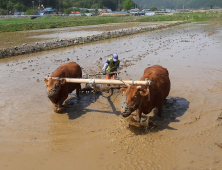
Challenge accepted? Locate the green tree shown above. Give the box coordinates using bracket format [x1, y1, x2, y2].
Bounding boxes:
[25, 9, 38, 15]
[94, 7, 99, 15]
[63, 1, 69, 9]
[123, 0, 132, 11]
[14, 2, 25, 12]
[64, 7, 72, 14]
[7, 1, 14, 11]
[84, 9, 90, 13]
[92, 3, 99, 9]
[150, 6, 157, 11]
[1, 0, 222, 14]
[0, 8, 7, 15]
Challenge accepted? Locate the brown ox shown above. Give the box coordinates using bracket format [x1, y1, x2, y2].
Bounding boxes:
[120, 65, 170, 123]
[44, 62, 82, 112]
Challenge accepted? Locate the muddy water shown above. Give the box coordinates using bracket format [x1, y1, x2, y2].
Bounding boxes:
[0, 21, 222, 170]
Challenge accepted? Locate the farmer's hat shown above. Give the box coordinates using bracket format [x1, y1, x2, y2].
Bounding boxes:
[112, 54, 118, 62]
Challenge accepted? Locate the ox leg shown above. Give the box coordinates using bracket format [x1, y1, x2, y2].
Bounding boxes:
[157, 105, 162, 117]
[58, 97, 66, 107]
[54, 104, 63, 113]
[136, 109, 142, 123]
[76, 84, 81, 97]
[55, 97, 67, 113]
[53, 104, 59, 113]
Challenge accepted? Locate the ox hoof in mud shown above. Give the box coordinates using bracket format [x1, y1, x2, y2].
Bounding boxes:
[126, 115, 157, 128]
[53, 104, 64, 113]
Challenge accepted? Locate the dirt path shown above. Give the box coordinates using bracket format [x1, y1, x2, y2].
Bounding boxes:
[0, 21, 222, 170]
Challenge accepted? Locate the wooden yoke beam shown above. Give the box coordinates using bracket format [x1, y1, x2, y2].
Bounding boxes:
[47, 77, 152, 86]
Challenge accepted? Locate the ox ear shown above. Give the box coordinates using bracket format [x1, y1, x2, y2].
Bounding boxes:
[44, 78, 48, 85]
[139, 88, 149, 97]
[60, 78, 66, 85]
[44, 76, 49, 85]
[120, 87, 127, 95]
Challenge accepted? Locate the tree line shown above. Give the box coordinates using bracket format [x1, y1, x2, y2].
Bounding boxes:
[134, 0, 222, 9]
[0, 0, 137, 13]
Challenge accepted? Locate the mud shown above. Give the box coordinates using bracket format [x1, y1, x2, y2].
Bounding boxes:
[0, 21, 222, 170]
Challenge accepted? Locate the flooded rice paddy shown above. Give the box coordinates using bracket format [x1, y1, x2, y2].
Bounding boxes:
[0, 22, 176, 49]
[0, 21, 222, 170]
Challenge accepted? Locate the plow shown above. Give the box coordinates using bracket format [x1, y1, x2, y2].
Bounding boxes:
[45, 71, 154, 128]
[48, 71, 152, 92]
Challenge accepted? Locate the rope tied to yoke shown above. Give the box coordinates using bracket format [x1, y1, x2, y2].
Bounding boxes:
[122, 88, 143, 112]
[120, 80, 143, 112]
[117, 78, 151, 112]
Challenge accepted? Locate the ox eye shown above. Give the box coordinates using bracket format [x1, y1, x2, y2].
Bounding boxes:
[134, 95, 137, 98]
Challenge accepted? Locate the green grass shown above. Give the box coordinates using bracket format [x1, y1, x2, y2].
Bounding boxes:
[0, 11, 221, 33]
[0, 15, 136, 32]
[138, 11, 222, 22]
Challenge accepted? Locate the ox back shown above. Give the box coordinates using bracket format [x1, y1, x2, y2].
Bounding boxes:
[142, 65, 170, 99]
[140, 65, 170, 116]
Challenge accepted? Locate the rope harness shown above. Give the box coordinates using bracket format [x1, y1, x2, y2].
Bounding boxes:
[47, 79, 61, 97]
[122, 87, 143, 113]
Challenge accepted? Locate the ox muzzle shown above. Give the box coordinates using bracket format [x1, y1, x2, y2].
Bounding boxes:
[121, 95, 143, 117]
[121, 102, 137, 117]
[47, 82, 61, 104]
[47, 90, 58, 104]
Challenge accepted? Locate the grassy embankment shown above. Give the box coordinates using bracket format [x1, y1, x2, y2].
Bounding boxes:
[0, 11, 221, 33]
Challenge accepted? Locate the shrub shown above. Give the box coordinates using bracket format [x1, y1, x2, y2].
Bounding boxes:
[25, 9, 38, 15]
[150, 6, 157, 11]
[0, 8, 7, 15]
[64, 7, 72, 14]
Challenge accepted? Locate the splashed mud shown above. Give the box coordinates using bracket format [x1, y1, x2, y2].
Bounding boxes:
[0, 21, 222, 170]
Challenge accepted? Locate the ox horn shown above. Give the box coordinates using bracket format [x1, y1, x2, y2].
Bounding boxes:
[44, 75, 49, 80]
[137, 86, 142, 89]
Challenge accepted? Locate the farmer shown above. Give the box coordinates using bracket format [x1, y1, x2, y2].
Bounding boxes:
[102, 54, 120, 75]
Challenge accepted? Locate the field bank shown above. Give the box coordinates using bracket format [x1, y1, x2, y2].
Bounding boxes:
[0, 21, 186, 58]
